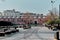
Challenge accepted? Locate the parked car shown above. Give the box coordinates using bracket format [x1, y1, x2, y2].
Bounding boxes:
[19, 24, 24, 28]
[23, 24, 31, 29]
[45, 24, 51, 29]
[45, 23, 59, 31]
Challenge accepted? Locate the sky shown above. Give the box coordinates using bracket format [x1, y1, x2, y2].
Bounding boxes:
[0, 0, 60, 15]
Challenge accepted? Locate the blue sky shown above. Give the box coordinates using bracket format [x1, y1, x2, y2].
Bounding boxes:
[0, 0, 60, 14]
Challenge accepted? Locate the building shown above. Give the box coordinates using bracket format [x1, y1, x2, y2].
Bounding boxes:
[59, 5, 60, 19]
[3, 9, 21, 18]
[0, 10, 45, 25]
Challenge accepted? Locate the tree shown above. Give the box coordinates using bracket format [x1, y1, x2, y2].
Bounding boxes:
[45, 9, 58, 23]
[22, 12, 34, 24]
[55, 19, 60, 24]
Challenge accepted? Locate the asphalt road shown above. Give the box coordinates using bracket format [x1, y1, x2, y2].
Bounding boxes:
[0, 26, 57, 40]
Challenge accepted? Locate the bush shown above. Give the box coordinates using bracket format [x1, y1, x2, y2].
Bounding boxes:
[46, 19, 60, 25]
[55, 19, 60, 24]
[46, 20, 55, 25]
[46, 19, 60, 30]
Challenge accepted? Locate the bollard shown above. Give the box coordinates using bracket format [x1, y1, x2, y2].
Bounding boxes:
[54, 31, 59, 40]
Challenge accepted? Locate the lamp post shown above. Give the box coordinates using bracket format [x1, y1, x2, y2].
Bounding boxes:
[51, 0, 55, 13]
[51, 0, 59, 40]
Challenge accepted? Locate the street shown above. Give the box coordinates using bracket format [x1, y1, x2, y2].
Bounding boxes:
[0, 26, 57, 40]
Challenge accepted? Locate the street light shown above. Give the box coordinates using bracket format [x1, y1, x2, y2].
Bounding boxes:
[51, 1, 60, 40]
[51, 0, 55, 12]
